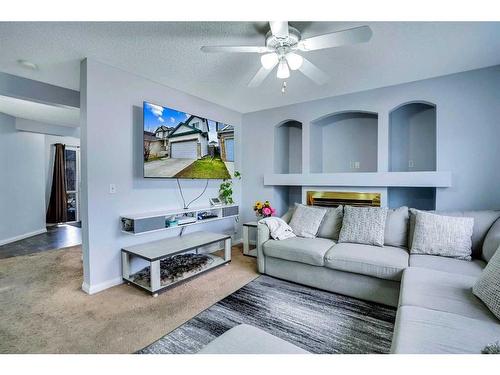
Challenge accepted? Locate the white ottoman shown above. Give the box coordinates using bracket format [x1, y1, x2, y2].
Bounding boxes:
[198, 324, 309, 354]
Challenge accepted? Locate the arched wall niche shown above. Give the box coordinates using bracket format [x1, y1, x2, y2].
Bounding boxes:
[309, 111, 378, 173]
[389, 101, 437, 172]
[274, 119, 303, 174]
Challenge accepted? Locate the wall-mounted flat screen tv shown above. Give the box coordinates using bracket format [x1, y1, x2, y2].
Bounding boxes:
[143, 101, 235, 179]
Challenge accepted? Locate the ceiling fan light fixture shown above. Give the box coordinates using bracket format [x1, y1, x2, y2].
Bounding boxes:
[276, 59, 290, 79]
[285, 52, 303, 70]
[260, 53, 279, 70]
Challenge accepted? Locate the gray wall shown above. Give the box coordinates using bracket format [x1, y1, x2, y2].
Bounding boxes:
[80, 59, 242, 292]
[388, 187, 436, 210]
[274, 121, 302, 174]
[0, 113, 46, 244]
[312, 112, 378, 173]
[241, 65, 500, 223]
[389, 103, 436, 172]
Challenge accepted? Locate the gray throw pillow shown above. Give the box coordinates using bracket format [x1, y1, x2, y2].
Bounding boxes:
[289, 204, 327, 238]
[338, 206, 388, 247]
[473, 246, 500, 321]
[411, 211, 474, 260]
[384, 206, 409, 248]
[317, 205, 344, 241]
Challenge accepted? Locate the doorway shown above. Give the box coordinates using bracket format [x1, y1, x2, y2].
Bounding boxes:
[64, 146, 80, 223]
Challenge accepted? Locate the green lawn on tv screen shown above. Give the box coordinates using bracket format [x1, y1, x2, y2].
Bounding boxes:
[174, 156, 231, 179]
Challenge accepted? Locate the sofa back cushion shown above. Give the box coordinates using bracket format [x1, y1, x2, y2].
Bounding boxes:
[317, 205, 344, 241]
[482, 218, 500, 262]
[409, 209, 500, 259]
[288, 204, 327, 238]
[410, 211, 474, 261]
[281, 207, 295, 224]
[384, 206, 409, 248]
[338, 206, 388, 247]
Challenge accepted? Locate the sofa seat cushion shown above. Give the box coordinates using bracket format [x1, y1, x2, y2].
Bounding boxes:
[263, 237, 335, 266]
[409, 254, 486, 277]
[324, 243, 409, 281]
[391, 306, 500, 354]
[399, 267, 495, 322]
[198, 324, 309, 354]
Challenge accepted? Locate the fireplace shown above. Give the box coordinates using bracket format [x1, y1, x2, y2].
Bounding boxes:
[306, 191, 381, 207]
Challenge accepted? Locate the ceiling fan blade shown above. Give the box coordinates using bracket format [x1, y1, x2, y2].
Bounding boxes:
[201, 45, 271, 53]
[248, 66, 275, 88]
[269, 21, 289, 39]
[298, 57, 329, 85]
[297, 25, 372, 51]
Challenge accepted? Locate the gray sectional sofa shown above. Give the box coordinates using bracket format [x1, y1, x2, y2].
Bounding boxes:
[256, 207, 500, 354]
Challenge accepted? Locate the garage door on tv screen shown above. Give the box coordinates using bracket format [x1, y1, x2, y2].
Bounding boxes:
[143, 101, 235, 179]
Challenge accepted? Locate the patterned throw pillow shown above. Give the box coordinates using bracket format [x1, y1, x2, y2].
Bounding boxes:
[338, 206, 388, 247]
[411, 211, 474, 260]
[288, 204, 327, 238]
[473, 246, 500, 321]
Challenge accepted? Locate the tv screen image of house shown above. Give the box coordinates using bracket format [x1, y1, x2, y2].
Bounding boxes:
[143, 101, 235, 179]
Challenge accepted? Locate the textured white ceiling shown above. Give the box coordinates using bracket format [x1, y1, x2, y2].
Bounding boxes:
[0, 22, 499, 113]
[0, 95, 79, 127]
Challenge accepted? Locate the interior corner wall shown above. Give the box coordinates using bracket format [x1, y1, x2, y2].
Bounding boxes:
[80, 59, 242, 293]
[0, 113, 46, 244]
[241, 65, 500, 224]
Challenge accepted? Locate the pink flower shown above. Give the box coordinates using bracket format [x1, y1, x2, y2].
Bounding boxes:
[262, 207, 271, 216]
[271, 208, 276, 215]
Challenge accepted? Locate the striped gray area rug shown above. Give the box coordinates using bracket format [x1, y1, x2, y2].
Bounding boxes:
[138, 275, 396, 354]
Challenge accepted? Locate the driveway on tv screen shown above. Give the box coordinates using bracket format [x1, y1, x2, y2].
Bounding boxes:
[144, 158, 196, 178]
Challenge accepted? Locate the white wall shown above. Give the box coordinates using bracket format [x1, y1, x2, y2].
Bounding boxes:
[0, 113, 46, 244]
[80, 59, 242, 293]
[241, 65, 500, 223]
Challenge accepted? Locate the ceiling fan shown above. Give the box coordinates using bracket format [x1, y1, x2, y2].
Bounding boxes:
[201, 22, 372, 88]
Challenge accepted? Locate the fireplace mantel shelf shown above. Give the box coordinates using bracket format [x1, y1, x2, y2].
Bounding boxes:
[263, 171, 452, 188]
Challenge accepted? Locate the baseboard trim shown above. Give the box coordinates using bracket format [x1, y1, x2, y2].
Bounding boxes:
[0, 228, 47, 246]
[82, 277, 123, 295]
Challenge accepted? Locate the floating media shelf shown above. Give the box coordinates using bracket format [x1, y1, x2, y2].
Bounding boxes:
[120, 204, 239, 235]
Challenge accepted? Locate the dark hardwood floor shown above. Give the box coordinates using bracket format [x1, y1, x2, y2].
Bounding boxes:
[0, 224, 82, 259]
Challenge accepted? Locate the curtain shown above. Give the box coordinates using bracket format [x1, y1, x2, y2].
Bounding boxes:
[46, 143, 68, 224]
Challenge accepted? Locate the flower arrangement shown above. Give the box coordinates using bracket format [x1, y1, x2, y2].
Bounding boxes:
[253, 200, 276, 218]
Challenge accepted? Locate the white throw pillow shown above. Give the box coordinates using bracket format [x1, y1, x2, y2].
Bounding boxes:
[288, 204, 327, 238]
[317, 205, 344, 240]
[473, 246, 500, 321]
[411, 211, 474, 260]
[338, 206, 388, 247]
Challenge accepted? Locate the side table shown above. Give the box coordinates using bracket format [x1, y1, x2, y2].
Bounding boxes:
[242, 221, 258, 257]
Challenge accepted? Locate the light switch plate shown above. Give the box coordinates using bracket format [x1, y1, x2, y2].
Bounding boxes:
[109, 184, 116, 194]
